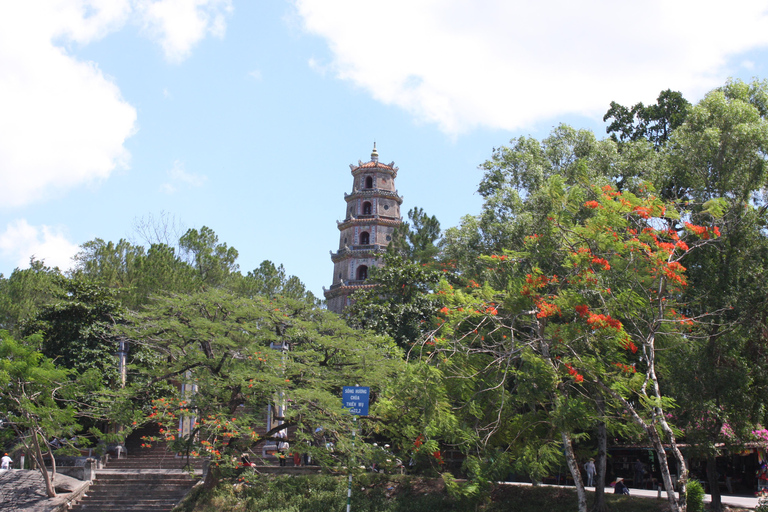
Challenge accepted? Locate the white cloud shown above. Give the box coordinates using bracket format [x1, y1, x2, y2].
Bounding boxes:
[0, 219, 80, 271]
[0, 1, 232, 208]
[161, 160, 207, 193]
[136, 0, 233, 63]
[0, 2, 137, 207]
[294, 0, 768, 134]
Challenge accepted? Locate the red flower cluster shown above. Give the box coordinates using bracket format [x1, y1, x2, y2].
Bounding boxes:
[614, 362, 636, 373]
[535, 299, 561, 318]
[591, 257, 610, 270]
[575, 304, 590, 318]
[663, 261, 687, 285]
[564, 363, 585, 383]
[620, 338, 638, 354]
[522, 273, 557, 296]
[586, 313, 622, 331]
[632, 206, 651, 219]
[585, 200, 600, 209]
[685, 222, 721, 240]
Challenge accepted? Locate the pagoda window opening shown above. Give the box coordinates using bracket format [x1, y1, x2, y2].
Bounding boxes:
[357, 265, 368, 280]
[360, 231, 370, 245]
[362, 202, 372, 215]
[365, 176, 373, 189]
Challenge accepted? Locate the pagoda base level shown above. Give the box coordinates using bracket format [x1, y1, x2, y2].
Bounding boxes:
[324, 283, 376, 314]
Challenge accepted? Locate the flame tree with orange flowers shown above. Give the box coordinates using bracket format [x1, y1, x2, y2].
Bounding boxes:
[120, 289, 402, 488]
[432, 174, 721, 512]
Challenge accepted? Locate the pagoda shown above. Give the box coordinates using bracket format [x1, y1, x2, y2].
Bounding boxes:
[324, 144, 403, 313]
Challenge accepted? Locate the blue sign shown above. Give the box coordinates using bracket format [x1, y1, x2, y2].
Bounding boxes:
[342, 386, 370, 416]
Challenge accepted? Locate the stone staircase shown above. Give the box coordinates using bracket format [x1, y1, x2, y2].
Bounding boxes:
[70, 429, 202, 512]
[69, 471, 198, 512]
[106, 438, 204, 472]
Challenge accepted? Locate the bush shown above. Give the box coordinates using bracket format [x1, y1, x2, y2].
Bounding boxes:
[685, 480, 704, 512]
[755, 494, 768, 512]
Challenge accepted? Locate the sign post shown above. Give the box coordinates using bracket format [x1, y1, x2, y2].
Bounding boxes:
[342, 386, 369, 512]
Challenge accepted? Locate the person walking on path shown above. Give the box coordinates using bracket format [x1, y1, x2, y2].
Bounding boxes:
[584, 458, 596, 487]
[634, 459, 645, 489]
[1, 453, 12, 470]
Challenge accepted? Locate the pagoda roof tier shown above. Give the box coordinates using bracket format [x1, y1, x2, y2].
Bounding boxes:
[330, 245, 387, 262]
[337, 217, 402, 230]
[344, 189, 403, 203]
[323, 282, 377, 299]
[349, 160, 398, 178]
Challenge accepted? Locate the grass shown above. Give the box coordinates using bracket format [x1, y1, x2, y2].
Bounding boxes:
[173, 473, 709, 512]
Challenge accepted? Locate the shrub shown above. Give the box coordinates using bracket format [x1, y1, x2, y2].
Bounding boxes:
[685, 480, 704, 512]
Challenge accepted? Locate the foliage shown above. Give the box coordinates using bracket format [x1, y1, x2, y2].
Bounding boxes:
[0, 259, 64, 335]
[22, 279, 126, 386]
[604, 89, 690, 148]
[345, 252, 444, 350]
[0, 331, 80, 496]
[389, 207, 442, 262]
[179, 226, 240, 288]
[123, 289, 404, 477]
[756, 495, 768, 512]
[232, 260, 318, 304]
[72, 238, 198, 309]
[175, 473, 672, 512]
[684, 479, 704, 512]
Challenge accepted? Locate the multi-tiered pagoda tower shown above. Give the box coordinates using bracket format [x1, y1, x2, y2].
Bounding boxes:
[324, 144, 403, 314]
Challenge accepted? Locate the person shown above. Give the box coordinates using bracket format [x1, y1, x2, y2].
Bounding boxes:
[1, 453, 12, 470]
[725, 462, 734, 494]
[584, 458, 596, 487]
[634, 459, 645, 489]
[614, 477, 630, 495]
[241, 452, 256, 468]
[757, 461, 768, 492]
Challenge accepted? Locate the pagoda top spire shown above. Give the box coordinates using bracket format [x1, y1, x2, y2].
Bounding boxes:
[371, 142, 378, 163]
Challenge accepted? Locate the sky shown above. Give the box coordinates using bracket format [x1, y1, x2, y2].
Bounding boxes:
[2, 0, 768, 298]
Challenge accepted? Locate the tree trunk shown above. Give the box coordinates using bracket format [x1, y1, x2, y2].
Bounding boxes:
[203, 462, 221, 490]
[31, 429, 56, 498]
[707, 456, 722, 512]
[562, 431, 587, 512]
[597, 381, 682, 512]
[592, 402, 608, 512]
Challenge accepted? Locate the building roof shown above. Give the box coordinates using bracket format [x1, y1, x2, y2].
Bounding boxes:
[349, 143, 398, 175]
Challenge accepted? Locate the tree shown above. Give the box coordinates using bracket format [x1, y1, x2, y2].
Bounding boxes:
[659, 78, 768, 511]
[72, 238, 198, 309]
[232, 260, 318, 304]
[121, 289, 403, 487]
[0, 259, 64, 335]
[437, 175, 723, 512]
[345, 252, 443, 351]
[22, 279, 125, 386]
[179, 226, 239, 288]
[604, 89, 690, 148]
[389, 207, 442, 262]
[0, 332, 79, 497]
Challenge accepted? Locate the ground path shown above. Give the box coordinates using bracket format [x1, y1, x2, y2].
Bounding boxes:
[499, 481, 761, 509]
[1, 468, 762, 511]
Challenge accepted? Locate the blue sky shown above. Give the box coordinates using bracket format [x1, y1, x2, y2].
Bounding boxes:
[2, 1, 768, 298]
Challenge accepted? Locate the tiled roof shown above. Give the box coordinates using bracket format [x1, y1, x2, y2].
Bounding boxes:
[349, 160, 398, 174]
